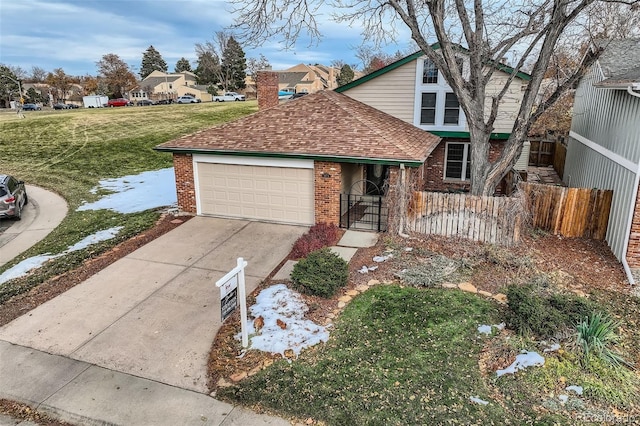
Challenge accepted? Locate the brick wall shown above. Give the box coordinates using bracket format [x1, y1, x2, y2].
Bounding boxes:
[314, 161, 342, 225]
[626, 188, 640, 268]
[173, 153, 196, 213]
[422, 139, 504, 193]
[256, 71, 279, 110]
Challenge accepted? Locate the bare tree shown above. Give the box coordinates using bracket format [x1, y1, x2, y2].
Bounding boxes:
[195, 31, 236, 90]
[29, 66, 47, 83]
[229, 0, 637, 195]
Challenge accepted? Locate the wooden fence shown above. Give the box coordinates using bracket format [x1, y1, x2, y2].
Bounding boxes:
[520, 182, 612, 240]
[553, 138, 567, 180]
[407, 191, 524, 245]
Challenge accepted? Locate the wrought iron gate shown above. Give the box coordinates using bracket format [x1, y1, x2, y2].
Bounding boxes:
[339, 193, 388, 232]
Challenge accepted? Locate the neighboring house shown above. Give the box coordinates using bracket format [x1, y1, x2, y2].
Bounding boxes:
[130, 70, 213, 103]
[246, 63, 350, 97]
[335, 50, 531, 193]
[22, 82, 84, 105]
[563, 38, 640, 283]
[156, 72, 441, 229]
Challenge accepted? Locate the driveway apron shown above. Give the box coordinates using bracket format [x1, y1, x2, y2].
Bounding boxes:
[0, 217, 307, 393]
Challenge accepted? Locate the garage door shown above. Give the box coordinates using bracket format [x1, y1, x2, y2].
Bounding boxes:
[196, 162, 315, 225]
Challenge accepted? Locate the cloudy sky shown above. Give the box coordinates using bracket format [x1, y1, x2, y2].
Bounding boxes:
[0, 0, 413, 77]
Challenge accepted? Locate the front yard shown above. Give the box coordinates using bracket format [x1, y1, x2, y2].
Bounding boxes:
[211, 232, 640, 425]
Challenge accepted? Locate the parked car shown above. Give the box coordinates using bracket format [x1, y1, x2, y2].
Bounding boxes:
[22, 104, 41, 111]
[137, 99, 156, 106]
[213, 92, 245, 102]
[67, 103, 80, 109]
[157, 99, 173, 105]
[53, 103, 72, 110]
[0, 174, 28, 220]
[291, 92, 308, 99]
[176, 96, 201, 104]
[107, 98, 131, 107]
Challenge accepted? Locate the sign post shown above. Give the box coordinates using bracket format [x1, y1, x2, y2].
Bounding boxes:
[216, 257, 249, 348]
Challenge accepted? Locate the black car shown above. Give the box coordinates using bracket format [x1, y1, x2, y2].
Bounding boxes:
[53, 103, 71, 110]
[0, 174, 28, 220]
[156, 99, 173, 105]
[22, 104, 41, 111]
[137, 99, 156, 106]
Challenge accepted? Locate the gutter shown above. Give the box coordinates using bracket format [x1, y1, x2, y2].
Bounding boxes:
[627, 84, 640, 99]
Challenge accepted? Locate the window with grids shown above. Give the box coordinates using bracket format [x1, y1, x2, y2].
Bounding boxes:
[423, 58, 438, 84]
[420, 93, 437, 125]
[445, 142, 471, 181]
[444, 93, 460, 124]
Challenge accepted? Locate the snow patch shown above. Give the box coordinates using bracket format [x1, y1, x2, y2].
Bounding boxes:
[477, 323, 505, 335]
[469, 396, 489, 405]
[543, 343, 561, 353]
[240, 284, 329, 359]
[0, 227, 123, 285]
[373, 254, 392, 262]
[358, 265, 378, 274]
[566, 385, 583, 395]
[496, 351, 545, 377]
[558, 394, 569, 403]
[77, 168, 177, 213]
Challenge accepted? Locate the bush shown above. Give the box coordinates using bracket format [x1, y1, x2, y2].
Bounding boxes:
[291, 248, 348, 298]
[506, 284, 594, 338]
[290, 223, 340, 259]
[576, 312, 630, 368]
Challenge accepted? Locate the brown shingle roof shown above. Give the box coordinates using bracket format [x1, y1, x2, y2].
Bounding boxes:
[156, 90, 440, 165]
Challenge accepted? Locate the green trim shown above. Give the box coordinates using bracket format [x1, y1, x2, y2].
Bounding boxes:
[336, 44, 531, 93]
[154, 146, 425, 167]
[429, 131, 511, 140]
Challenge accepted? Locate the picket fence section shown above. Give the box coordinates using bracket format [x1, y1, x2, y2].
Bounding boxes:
[407, 191, 523, 245]
[520, 182, 612, 240]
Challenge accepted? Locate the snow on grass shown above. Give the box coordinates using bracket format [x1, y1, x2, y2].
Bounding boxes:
[566, 385, 583, 395]
[496, 351, 545, 377]
[240, 284, 329, 359]
[543, 343, 561, 353]
[469, 396, 489, 405]
[477, 323, 505, 335]
[77, 168, 177, 214]
[0, 227, 123, 285]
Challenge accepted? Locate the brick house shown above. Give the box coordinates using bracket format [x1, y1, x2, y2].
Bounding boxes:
[156, 72, 440, 230]
[563, 39, 640, 282]
[335, 49, 531, 193]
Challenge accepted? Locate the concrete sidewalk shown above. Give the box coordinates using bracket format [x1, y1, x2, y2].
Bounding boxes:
[0, 185, 68, 267]
[0, 217, 306, 425]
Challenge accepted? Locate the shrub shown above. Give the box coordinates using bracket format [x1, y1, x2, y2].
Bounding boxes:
[291, 248, 348, 298]
[290, 223, 340, 259]
[506, 284, 594, 338]
[576, 312, 630, 368]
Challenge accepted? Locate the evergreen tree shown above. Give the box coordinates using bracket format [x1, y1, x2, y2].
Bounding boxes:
[336, 64, 355, 86]
[194, 51, 220, 85]
[221, 37, 246, 91]
[140, 45, 168, 79]
[174, 57, 192, 73]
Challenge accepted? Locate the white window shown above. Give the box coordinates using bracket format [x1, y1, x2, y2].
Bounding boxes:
[443, 93, 460, 125]
[419, 92, 461, 126]
[420, 93, 437, 125]
[444, 142, 471, 181]
[423, 58, 438, 84]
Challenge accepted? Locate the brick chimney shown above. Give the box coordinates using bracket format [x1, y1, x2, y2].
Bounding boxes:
[257, 71, 279, 110]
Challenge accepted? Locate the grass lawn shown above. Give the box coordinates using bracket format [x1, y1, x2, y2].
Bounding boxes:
[0, 102, 257, 302]
[219, 285, 570, 425]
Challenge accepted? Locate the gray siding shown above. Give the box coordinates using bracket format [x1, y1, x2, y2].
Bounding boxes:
[565, 64, 640, 262]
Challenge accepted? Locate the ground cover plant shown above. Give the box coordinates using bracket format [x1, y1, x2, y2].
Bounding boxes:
[0, 102, 257, 301]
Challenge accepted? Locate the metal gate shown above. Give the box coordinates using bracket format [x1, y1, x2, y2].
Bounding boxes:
[339, 180, 388, 231]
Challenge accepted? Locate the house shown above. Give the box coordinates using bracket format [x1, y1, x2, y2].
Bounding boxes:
[245, 63, 352, 98]
[129, 70, 213, 103]
[335, 50, 532, 193]
[563, 38, 640, 283]
[156, 71, 441, 230]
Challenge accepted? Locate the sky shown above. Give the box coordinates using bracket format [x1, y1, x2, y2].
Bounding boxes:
[0, 0, 413, 77]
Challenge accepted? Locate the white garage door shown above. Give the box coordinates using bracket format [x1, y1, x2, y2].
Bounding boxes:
[196, 161, 315, 225]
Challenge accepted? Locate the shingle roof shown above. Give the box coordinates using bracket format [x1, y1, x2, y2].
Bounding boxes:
[156, 90, 441, 165]
[595, 39, 640, 79]
[276, 72, 309, 87]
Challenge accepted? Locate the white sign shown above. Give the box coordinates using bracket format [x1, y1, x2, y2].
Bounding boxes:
[216, 258, 249, 347]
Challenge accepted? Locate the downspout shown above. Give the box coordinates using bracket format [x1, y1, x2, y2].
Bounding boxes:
[621, 83, 640, 285]
[398, 164, 410, 238]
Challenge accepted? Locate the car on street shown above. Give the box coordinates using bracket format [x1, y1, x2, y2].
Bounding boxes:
[157, 99, 173, 105]
[22, 104, 41, 111]
[213, 92, 245, 102]
[107, 98, 131, 107]
[53, 103, 72, 110]
[137, 99, 156, 106]
[67, 103, 80, 109]
[176, 96, 201, 104]
[0, 174, 28, 220]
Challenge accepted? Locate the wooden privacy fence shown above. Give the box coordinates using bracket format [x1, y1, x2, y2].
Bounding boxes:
[407, 191, 524, 245]
[520, 182, 612, 240]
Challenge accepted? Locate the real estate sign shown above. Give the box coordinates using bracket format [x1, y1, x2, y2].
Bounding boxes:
[219, 274, 238, 321]
[215, 258, 249, 347]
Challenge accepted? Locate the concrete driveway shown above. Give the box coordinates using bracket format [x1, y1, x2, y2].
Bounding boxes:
[0, 217, 307, 393]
